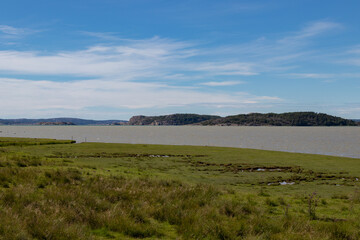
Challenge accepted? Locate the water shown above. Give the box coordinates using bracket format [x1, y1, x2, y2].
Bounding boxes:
[0, 126, 359, 158]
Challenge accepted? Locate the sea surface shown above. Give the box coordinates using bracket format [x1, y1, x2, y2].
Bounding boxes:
[0, 126, 359, 158]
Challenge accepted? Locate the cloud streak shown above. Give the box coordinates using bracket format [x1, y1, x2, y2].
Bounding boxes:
[285, 73, 334, 79]
[0, 25, 26, 35]
[0, 24, 41, 46]
[199, 20, 343, 76]
[200, 81, 245, 86]
[278, 21, 341, 45]
[0, 25, 39, 38]
[0, 37, 255, 79]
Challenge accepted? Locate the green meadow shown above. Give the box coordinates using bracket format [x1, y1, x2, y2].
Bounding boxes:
[0, 137, 359, 239]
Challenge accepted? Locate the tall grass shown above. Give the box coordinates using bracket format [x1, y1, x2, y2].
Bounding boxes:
[1, 168, 359, 239]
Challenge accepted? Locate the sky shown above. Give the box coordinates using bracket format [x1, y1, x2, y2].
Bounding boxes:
[1, 0, 360, 120]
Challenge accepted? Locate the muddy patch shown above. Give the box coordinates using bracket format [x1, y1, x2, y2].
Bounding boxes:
[189, 160, 359, 185]
[47, 152, 207, 159]
[191, 160, 299, 173]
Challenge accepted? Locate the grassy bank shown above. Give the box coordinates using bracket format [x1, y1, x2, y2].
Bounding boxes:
[0, 137, 359, 239]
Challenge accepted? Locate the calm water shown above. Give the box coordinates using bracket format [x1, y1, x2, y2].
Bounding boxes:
[0, 126, 359, 158]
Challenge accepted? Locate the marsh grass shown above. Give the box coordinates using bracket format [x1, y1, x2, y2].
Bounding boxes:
[0, 137, 360, 239]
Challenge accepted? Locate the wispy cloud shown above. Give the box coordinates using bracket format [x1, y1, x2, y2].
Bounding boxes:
[0, 37, 256, 79]
[348, 46, 360, 55]
[0, 24, 40, 46]
[194, 62, 257, 76]
[201, 20, 342, 75]
[342, 45, 360, 66]
[0, 25, 25, 35]
[80, 31, 123, 41]
[200, 81, 245, 86]
[278, 21, 341, 45]
[334, 105, 360, 119]
[286, 73, 334, 79]
[0, 24, 39, 38]
[283, 72, 360, 84]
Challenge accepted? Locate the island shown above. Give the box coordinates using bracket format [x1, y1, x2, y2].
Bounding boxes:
[0, 112, 358, 126]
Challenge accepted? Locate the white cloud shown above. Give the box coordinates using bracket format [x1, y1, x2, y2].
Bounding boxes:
[0, 21, 354, 119]
[0, 35, 283, 118]
[200, 81, 245, 86]
[0, 77, 281, 118]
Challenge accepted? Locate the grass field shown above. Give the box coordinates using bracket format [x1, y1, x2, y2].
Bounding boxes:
[0, 137, 359, 239]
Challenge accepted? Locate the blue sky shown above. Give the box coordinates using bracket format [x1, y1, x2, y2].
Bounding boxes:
[1, 0, 360, 120]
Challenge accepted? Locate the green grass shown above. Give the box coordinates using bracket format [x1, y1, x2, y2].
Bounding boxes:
[0, 137, 75, 147]
[0, 137, 360, 239]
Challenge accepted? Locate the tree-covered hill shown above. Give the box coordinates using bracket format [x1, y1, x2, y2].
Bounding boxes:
[128, 114, 221, 125]
[198, 112, 359, 126]
[0, 118, 127, 125]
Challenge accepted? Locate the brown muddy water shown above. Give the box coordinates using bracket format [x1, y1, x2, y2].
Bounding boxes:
[0, 126, 359, 158]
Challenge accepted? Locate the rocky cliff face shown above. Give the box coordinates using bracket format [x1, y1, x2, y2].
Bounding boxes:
[128, 116, 149, 125]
